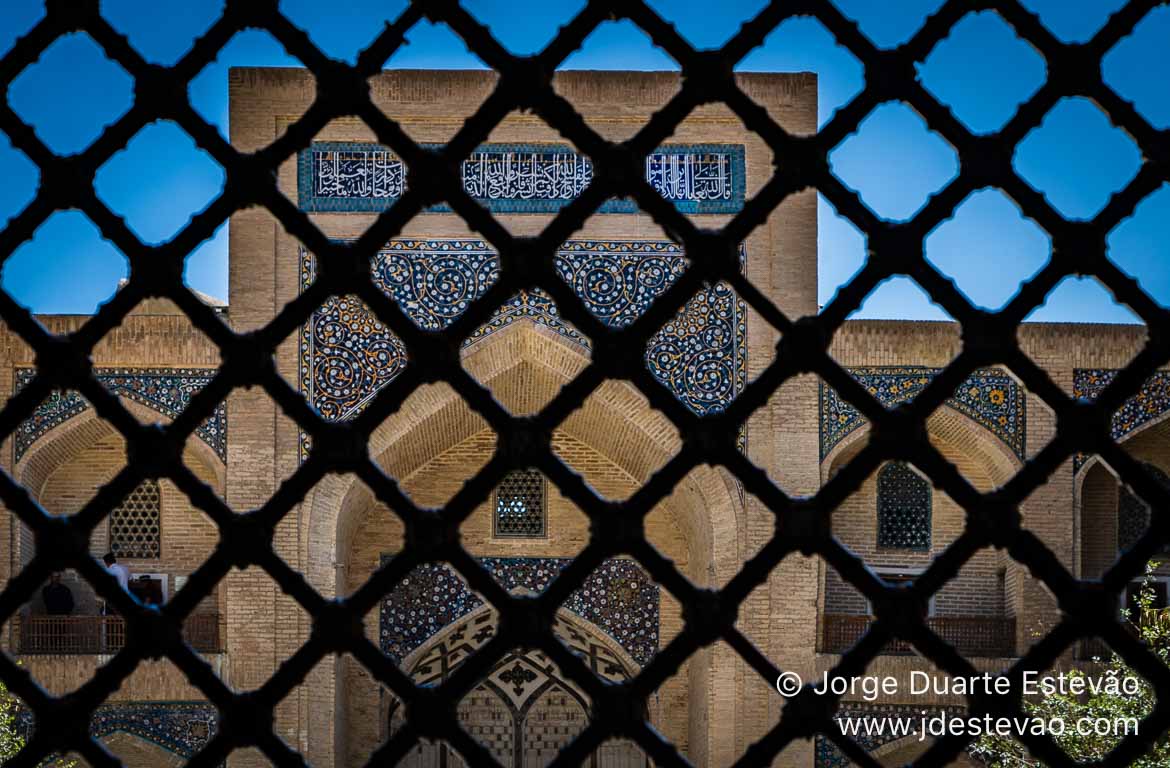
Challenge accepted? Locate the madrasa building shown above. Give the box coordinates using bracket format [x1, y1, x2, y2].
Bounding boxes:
[1, 68, 1166, 768]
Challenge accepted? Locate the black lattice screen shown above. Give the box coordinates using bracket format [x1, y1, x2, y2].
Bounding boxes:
[0, 1, 1168, 767]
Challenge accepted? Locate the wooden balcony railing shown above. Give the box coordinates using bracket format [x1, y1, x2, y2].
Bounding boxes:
[15, 613, 222, 654]
[821, 614, 1016, 657]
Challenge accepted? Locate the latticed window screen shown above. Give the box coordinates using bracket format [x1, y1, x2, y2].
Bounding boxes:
[494, 470, 546, 538]
[1119, 464, 1170, 552]
[1, 2, 1170, 767]
[108, 480, 162, 559]
[877, 462, 931, 551]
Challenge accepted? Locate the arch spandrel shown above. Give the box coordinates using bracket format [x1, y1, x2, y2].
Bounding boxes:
[15, 396, 226, 502]
[823, 405, 1021, 492]
[820, 367, 1026, 470]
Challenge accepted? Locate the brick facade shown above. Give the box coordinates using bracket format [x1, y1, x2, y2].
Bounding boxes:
[0, 70, 1165, 768]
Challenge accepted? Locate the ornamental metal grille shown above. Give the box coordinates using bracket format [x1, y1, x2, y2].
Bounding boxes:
[108, 480, 162, 560]
[1118, 464, 1170, 553]
[876, 462, 931, 551]
[494, 470, 547, 538]
[0, 2, 1169, 768]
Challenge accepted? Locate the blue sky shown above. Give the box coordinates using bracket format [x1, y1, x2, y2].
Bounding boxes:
[0, 0, 1167, 322]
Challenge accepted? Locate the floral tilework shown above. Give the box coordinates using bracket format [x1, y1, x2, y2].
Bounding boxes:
[379, 557, 659, 666]
[16, 701, 217, 759]
[13, 368, 226, 462]
[819, 367, 1025, 461]
[299, 240, 746, 457]
[1073, 370, 1170, 472]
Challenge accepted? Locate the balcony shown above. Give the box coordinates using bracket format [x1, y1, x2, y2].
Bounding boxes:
[14, 613, 222, 654]
[820, 614, 1016, 658]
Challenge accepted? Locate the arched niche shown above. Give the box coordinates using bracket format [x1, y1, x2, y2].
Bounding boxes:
[300, 320, 744, 767]
[9, 398, 225, 614]
[819, 406, 1019, 637]
[386, 604, 648, 768]
[1074, 416, 1170, 580]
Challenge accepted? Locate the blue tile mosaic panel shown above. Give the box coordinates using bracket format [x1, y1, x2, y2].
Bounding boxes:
[819, 367, 1026, 461]
[379, 557, 659, 666]
[16, 701, 217, 759]
[1073, 369, 1170, 471]
[814, 703, 960, 767]
[299, 240, 746, 457]
[13, 368, 227, 462]
[299, 142, 746, 214]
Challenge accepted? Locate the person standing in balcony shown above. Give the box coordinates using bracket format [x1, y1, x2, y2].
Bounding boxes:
[41, 571, 74, 616]
[101, 553, 131, 610]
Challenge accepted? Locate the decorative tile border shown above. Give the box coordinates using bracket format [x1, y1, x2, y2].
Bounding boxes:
[814, 703, 961, 767]
[819, 367, 1026, 462]
[298, 142, 746, 214]
[379, 557, 659, 667]
[298, 239, 747, 458]
[13, 368, 227, 462]
[16, 701, 217, 759]
[1072, 369, 1170, 472]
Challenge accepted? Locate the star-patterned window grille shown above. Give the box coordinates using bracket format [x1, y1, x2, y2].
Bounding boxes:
[877, 462, 931, 551]
[109, 480, 162, 559]
[494, 470, 546, 538]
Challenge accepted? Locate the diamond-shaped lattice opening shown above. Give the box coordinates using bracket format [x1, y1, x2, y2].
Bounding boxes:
[645, 281, 751, 416]
[94, 120, 225, 245]
[280, 3, 413, 65]
[832, 0, 945, 48]
[1013, 97, 1143, 221]
[756, 374, 822, 495]
[919, 10, 1046, 135]
[368, 384, 495, 509]
[553, 383, 680, 503]
[0, 3, 44, 59]
[461, 298, 589, 416]
[560, 17, 680, 75]
[1019, 0, 1128, 43]
[183, 220, 229, 305]
[7, 32, 134, 155]
[188, 29, 294, 141]
[925, 188, 1050, 311]
[1, 210, 128, 314]
[644, 0, 767, 48]
[830, 103, 959, 222]
[0, 134, 38, 226]
[736, 16, 864, 134]
[552, 234, 690, 331]
[462, 0, 589, 55]
[299, 290, 411, 420]
[817, 193, 868, 313]
[1107, 183, 1170, 309]
[99, 0, 221, 66]
[1103, 6, 1170, 130]
[1025, 273, 1144, 325]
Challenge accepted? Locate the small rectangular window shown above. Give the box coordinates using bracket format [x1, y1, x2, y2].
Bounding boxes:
[494, 470, 546, 538]
[109, 480, 162, 559]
